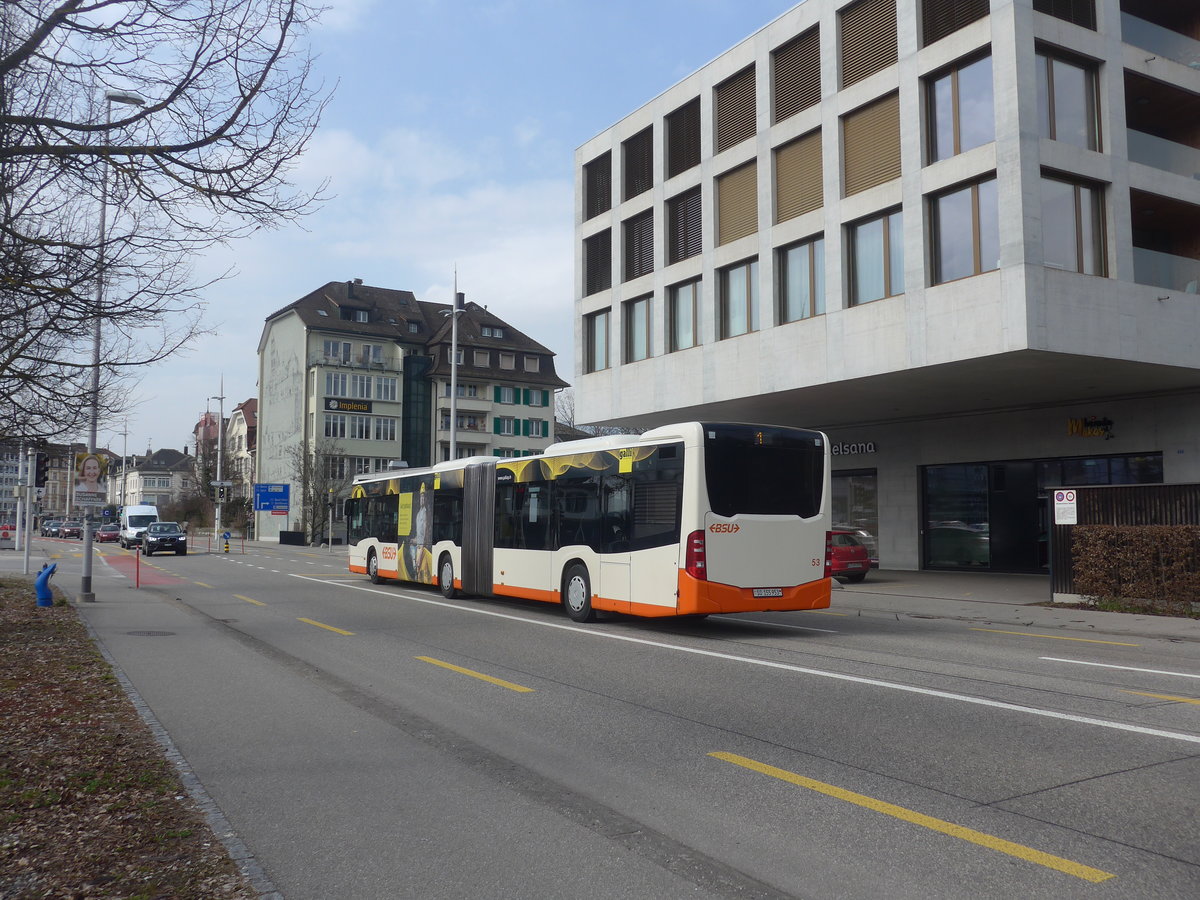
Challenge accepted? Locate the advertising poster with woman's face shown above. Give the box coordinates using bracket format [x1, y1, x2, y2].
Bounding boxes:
[74, 453, 108, 505]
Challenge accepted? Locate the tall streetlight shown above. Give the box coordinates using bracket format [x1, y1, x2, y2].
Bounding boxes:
[79, 88, 145, 603]
[210, 383, 225, 535]
[441, 291, 465, 461]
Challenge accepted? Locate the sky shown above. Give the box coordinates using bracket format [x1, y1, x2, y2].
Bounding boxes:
[110, 0, 804, 457]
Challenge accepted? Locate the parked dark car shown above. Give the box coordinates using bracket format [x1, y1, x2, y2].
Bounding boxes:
[142, 522, 187, 556]
[95, 523, 121, 544]
[829, 530, 869, 583]
[59, 521, 83, 539]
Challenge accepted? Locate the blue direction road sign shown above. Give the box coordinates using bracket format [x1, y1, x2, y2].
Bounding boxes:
[253, 483, 290, 512]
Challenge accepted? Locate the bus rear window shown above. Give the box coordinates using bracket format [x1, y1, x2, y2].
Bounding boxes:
[704, 424, 824, 518]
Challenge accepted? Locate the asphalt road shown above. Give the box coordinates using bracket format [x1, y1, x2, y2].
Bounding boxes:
[21, 538, 1200, 899]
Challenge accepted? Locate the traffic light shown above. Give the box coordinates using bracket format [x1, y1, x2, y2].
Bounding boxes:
[34, 452, 49, 487]
[216, 485, 226, 501]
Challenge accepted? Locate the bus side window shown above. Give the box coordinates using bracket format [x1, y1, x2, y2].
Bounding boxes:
[602, 476, 632, 553]
[554, 476, 601, 551]
[432, 488, 462, 544]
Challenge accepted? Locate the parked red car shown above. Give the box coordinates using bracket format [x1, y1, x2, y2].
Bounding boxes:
[95, 523, 121, 543]
[829, 530, 869, 583]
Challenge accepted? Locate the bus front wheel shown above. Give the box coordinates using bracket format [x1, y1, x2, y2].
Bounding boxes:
[562, 564, 595, 623]
[367, 550, 383, 585]
[439, 554, 458, 599]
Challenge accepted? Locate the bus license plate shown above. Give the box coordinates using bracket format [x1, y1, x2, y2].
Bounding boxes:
[753, 588, 783, 598]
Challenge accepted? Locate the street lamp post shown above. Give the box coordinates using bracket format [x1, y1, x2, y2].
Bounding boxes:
[210, 384, 225, 535]
[79, 88, 144, 603]
[449, 291, 464, 461]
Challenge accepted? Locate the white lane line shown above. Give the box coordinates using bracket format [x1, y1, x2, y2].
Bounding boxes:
[297, 575, 1200, 747]
[1041, 657, 1200, 680]
[725, 616, 838, 634]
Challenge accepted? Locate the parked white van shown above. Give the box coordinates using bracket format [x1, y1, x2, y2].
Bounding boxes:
[119, 505, 159, 549]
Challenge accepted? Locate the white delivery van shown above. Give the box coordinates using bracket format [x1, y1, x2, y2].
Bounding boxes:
[119, 505, 159, 549]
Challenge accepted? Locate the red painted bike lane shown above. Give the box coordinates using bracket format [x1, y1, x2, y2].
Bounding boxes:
[102, 553, 186, 587]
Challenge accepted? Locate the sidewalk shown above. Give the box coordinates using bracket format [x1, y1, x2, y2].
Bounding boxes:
[836, 568, 1200, 643]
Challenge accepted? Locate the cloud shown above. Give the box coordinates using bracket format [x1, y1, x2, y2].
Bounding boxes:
[318, 0, 381, 31]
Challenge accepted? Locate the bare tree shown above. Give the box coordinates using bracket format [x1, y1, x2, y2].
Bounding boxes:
[555, 388, 641, 437]
[0, 0, 329, 442]
[285, 437, 351, 545]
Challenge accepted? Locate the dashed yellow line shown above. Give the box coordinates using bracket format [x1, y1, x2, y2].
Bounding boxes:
[970, 628, 1139, 647]
[298, 617, 354, 636]
[234, 594, 266, 607]
[416, 656, 534, 693]
[193, 581, 214, 589]
[710, 752, 1115, 883]
[1122, 691, 1200, 705]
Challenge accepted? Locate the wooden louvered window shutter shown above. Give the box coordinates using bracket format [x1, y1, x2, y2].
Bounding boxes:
[842, 93, 900, 196]
[623, 127, 653, 201]
[666, 98, 701, 179]
[840, 0, 897, 88]
[715, 65, 757, 153]
[923, 0, 990, 47]
[584, 230, 612, 296]
[717, 161, 758, 246]
[583, 151, 611, 220]
[623, 210, 654, 281]
[775, 130, 822, 223]
[1032, 0, 1096, 31]
[773, 26, 821, 123]
[667, 186, 702, 264]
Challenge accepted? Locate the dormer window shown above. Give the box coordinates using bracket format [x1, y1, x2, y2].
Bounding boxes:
[408, 322, 419, 334]
[340, 307, 369, 322]
[317, 309, 329, 316]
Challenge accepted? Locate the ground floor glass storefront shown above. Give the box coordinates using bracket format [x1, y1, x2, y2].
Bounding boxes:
[832, 469, 879, 565]
[921, 452, 1163, 572]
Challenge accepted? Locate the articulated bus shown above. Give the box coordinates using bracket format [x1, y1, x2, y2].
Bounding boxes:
[344, 421, 832, 622]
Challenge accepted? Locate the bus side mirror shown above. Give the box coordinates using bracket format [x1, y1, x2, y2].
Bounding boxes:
[343, 499, 354, 517]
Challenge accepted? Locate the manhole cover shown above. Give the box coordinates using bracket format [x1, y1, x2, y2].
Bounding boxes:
[126, 630, 175, 637]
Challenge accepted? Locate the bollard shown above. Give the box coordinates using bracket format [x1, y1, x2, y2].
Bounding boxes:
[35, 562, 57, 607]
[224, 540, 230, 553]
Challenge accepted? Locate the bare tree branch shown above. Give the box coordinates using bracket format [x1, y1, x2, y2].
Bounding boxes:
[0, 0, 330, 441]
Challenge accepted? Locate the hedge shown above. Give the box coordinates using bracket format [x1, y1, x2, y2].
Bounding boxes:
[1072, 525, 1200, 615]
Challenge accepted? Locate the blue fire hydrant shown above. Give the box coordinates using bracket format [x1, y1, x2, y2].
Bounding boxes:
[35, 563, 57, 607]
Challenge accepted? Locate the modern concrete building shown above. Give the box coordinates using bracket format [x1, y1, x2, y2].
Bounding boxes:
[574, 0, 1200, 572]
[255, 280, 567, 542]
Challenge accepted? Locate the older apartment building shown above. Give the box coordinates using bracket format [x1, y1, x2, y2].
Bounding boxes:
[574, 0, 1200, 572]
[255, 280, 567, 541]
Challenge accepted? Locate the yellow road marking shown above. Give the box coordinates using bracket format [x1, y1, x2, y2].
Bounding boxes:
[808, 610, 849, 616]
[298, 617, 354, 635]
[710, 752, 1115, 884]
[970, 628, 1139, 647]
[193, 581, 214, 588]
[235, 594, 266, 607]
[416, 656, 534, 693]
[1122, 690, 1200, 705]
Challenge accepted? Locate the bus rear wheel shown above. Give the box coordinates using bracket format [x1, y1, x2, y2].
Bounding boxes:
[367, 550, 383, 584]
[562, 564, 595, 623]
[439, 554, 458, 599]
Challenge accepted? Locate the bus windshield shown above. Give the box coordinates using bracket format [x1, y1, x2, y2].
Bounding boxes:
[703, 423, 824, 518]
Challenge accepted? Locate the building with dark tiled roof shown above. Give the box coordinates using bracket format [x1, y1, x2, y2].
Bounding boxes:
[255, 279, 567, 542]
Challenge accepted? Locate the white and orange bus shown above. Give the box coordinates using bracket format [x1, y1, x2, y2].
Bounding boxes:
[345, 421, 832, 622]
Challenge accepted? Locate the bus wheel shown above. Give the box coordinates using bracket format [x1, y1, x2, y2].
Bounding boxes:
[368, 550, 382, 584]
[562, 564, 595, 623]
[439, 554, 458, 599]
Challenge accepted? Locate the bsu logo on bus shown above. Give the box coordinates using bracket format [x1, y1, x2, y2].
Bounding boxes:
[709, 523, 741, 533]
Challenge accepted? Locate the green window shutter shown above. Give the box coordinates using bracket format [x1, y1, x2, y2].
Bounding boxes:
[493, 417, 502, 435]
[493, 385, 502, 403]
[523, 388, 531, 405]
[543, 421, 550, 438]
[542, 390, 550, 407]
[522, 419, 531, 437]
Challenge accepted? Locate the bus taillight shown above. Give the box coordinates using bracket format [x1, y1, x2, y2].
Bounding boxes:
[685, 530, 707, 580]
[824, 531, 833, 579]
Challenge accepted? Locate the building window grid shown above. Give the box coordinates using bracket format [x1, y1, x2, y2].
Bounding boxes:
[374, 417, 397, 442]
[624, 295, 652, 363]
[719, 259, 759, 339]
[585, 309, 610, 373]
[325, 372, 347, 397]
[524, 356, 540, 373]
[324, 414, 346, 439]
[930, 178, 999, 285]
[779, 237, 826, 322]
[1041, 173, 1106, 276]
[349, 373, 372, 399]
[348, 415, 371, 440]
[622, 126, 653, 201]
[623, 209, 655, 281]
[668, 280, 700, 352]
[375, 376, 397, 401]
[849, 209, 905, 305]
[926, 54, 994, 163]
[1036, 48, 1100, 151]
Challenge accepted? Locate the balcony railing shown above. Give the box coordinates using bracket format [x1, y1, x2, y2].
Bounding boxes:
[1122, 13, 1200, 67]
[1132, 247, 1200, 292]
[437, 423, 491, 434]
[1127, 129, 1200, 180]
